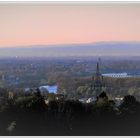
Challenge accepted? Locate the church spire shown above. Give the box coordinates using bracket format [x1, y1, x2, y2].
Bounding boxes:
[92, 57, 104, 96]
[95, 62, 101, 76]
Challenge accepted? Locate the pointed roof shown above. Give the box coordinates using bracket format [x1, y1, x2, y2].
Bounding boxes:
[95, 62, 101, 76]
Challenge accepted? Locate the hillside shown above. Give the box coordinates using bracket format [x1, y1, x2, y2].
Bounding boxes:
[0, 41, 140, 57]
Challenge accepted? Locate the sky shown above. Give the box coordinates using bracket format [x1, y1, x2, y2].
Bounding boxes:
[0, 3, 140, 47]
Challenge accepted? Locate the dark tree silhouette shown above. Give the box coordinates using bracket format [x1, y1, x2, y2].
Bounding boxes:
[99, 91, 108, 99]
[120, 95, 140, 114]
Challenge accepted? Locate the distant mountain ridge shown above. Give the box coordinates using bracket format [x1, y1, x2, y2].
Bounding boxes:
[0, 41, 140, 57]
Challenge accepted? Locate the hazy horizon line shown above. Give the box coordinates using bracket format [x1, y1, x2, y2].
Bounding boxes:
[0, 40, 140, 48]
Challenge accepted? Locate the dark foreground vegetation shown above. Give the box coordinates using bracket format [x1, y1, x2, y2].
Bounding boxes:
[0, 92, 140, 136]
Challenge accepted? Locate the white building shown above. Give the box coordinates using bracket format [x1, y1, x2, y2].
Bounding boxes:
[86, 97, 97, 103]
[39, 85, 57, 94]
[114, 97, 124, 106]
[102, 72, 131, 78]
[79, 97, 97, 104]
[78, 98, 88, 103]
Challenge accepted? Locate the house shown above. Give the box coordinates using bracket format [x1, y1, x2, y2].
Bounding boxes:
[114, 97, 124, 106]
[86, 97, 97, 103]
[79, 97, 97, 104]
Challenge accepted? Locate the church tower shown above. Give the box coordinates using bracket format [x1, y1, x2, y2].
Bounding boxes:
[92, 58, 105, 96]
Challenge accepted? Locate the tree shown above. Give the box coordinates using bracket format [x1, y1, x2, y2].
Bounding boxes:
[99, 91, 108, 99]
[95, 92, 110, 108]
[123, 95, 136, 104]
[120, 95, 140, 113]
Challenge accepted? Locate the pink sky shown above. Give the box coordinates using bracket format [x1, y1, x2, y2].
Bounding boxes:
[0, 3, 140, 47]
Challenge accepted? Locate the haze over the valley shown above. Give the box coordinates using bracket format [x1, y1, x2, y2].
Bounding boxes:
[0, 41, 140, 57]
[0, 4, 140, 57]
